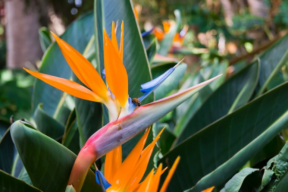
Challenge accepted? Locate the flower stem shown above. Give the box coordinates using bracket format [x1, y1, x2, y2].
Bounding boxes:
[67, 146, 97, 192]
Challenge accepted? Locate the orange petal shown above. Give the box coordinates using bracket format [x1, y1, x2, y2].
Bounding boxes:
[24, 68, 100, 102]
[162, 21, 171, 33]
[112, 128, 151, 187]
[173, 33, 181, 43]
[103, 29, 128, 107]
[150, 164, 163, 192]
[161, 167, 168, 175]
[202, 187, 215, 192]
[159, 156, 180, 192]
[51, 32, 109, 101]
[104, 145, 122, 184]
[111, 21, 119, 52]
[153, 28, 165, 40]
[126, 128, 164, 191]
[119, 21, 124, 62]
[136, 169, 154, 192]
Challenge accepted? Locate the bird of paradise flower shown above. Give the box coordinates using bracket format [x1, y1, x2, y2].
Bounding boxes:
[134, 8, 188, 48]
[24, 21, 220, 192]
[153, 21, 188, 47]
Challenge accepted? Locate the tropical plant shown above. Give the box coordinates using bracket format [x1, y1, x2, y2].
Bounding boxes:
[2, 0, 288, 192]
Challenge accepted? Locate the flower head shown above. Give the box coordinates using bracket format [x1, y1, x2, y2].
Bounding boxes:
[96, 127, 180, 192]
[24, 21, 180, 122]
[154, 21, 188, 47]
[26, 21, 221, 192]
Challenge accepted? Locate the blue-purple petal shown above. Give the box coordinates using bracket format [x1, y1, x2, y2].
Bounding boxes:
[102, 69, 106, 79]
[141, 28, 154, 37]
[95, 170, 111, 190]
[139, 67, 175, 101]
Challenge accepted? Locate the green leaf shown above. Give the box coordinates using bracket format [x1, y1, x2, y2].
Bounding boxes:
[209, 61, 228, 90]
[11, 153, 24, 177]
[0, 118, 10, 139]
[0, 170, 42, 192]
[259, 169, 274, 191]
[157, 10, 181, 56]
[75, 97, 103, 147]
[155, 64, 187, 100]
[250, 136, 285, 167]
[39, 27, 52, 52]
[18, 168, 32, 185]
[10, 120, 101, 192]
[103, 0, 153, 102]
[146, 38, 157, 65]
[153, 123, 176, 155]
[62, 110, 80, 154]
[152, 62, 175, 78]
[175, 62, 259, 143]
[220, 168, 259, 192]
[33, 104, 64, 140]
[159, 82, 288, 192]
[261, 140, 288, 191]
[256, 33, 288, 96]
[0, 128, 14, 173]
[175, 73, 201, 118]
[93, 0, 104, 74]
[33, 13, 94, 116]
[174, 73, 212, 136]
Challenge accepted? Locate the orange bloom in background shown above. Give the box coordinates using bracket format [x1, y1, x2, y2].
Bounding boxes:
[154, 21, 189, 47]
[134, 7, 139, 22]
[96, 127, 180, 192]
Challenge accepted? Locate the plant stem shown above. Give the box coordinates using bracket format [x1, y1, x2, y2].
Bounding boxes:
[67, 146, 97, 192]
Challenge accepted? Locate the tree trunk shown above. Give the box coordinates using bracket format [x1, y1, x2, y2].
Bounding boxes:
[5, 0, 43, 69]
[220, 0, 234, 26]
[247, 0, 269, 17]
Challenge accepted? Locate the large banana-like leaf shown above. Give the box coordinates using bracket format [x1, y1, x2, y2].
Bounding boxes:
[158, 81, 288, 192]
[0, 128, 14, 174]
[10, 121, 101, 192]
[0, 118, 10, 140]
[220, 168, 259, 192]
[33, 13, 94, 117]
[39, 27, 52, 52]
[75, 99, 103, 147]
[256, 33, 288, 96]
[93, 0, 104, 74]
[62, 110, 80, 154]
[33, 104, 64, 140]
[175, 62, 259, 144]
[0, 170, 41, 192]
[146, 38, 157, 65]
[174, 73, 212, 136]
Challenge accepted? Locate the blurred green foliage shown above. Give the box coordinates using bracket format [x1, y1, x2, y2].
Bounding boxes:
[0, 70, 33, 120]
